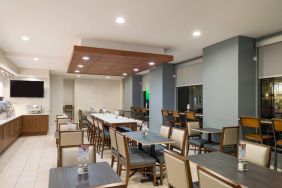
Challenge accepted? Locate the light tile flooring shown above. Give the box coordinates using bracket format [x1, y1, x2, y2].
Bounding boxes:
[0, 128, 199, 188]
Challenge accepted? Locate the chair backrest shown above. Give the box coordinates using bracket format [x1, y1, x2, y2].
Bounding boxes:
[186, 122, 201, 137]
[78, 109, 83, 120]
[57, 118, 69, 130]
[161, 109, 169, 117]
[170, 127, 187, 155]
[164, 150, 193, 188]
[197, 165, 241, 188]
[59, 123, 78, 131]
[97, 119, 104, 131]
[185, 111, 196, 121]
[221, 126, 239, 147]
[160, 125, 171, 138]
[115, 132, 129, 163]
[240, 140, 271, 168]
[59, 131, 83, 146]
[172, 111, 180, 118]
[87, 115, 94, 125]
[109, 127, 118, 150]
[59, 144, 96, 167]
[240, 116, 260, 129]
[272, 118, 282, 132]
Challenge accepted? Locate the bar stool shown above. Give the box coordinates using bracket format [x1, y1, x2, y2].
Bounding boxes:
[272, 118, 282, 170]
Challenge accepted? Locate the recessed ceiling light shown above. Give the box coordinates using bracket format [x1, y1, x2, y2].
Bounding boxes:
[75, 70, 80, 73]
[122, 73, 127, 76]
[115, 17, 125, 24]
[21, 36, 30, 41]
[77, 74, 80, 78]
[33, 57, 39, 61]
[148, 62, 155, 66]
[133, 68, 139, 72]
[77, 64, 84, 68]
[82, 56, 90, 60]
[106, 76, 110, 79]
[192, 30, 201, 37]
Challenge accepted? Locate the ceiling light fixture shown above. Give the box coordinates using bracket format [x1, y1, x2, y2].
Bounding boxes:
[75, 70, 80, 73]
[148, 62, 155, 66]
[82, 56, 90, 60]
[192, 30, 201, 37]
[115, 17, 125, 24]
[33, 57, 39, 61]
[122, 73, 127, 76]
[106, 76, 110, 79]
[77, 64, 84, 68]
[21, 36, 30, 41]
[133, 68, 139, 72]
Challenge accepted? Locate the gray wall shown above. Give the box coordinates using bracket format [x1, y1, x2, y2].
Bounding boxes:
[203, 36, 256, 128]
[149, 64, 175, 133]
[132, 75, 142, 107]
[238, 36, 256, 116]
[203, 37, 239, 128]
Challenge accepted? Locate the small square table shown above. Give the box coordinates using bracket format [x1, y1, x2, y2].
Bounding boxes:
[124, 131, 175, 157]
[191, 127, 222, 142]
[49, 162, 124, 188]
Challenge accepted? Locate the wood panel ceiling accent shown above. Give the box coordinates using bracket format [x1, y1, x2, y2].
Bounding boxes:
[68, 46, 173, 76]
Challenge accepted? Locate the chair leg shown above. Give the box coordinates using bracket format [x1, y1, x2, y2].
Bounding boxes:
[160, 163, 164, 185]
[125, 167, 130, 185]
[152, 164, 157, 186]
[118, 163, 122, 176]
[111, 156, 115, 168]
[101, 138, 105, 159]
[198, 147, 202, 154]
[274, 145, 278, 170]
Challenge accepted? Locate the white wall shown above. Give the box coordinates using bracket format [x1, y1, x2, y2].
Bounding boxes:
[63, 79, 74, 105]
[50, 75, 64, 128]
[176, 61, 203, 87]
[74, 79, 123, 120]
[3, 75, 50, 116]
[123, 77, 132, 111]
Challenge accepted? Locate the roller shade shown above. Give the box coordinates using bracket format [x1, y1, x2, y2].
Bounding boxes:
[176, 62, 203, 87]
[259, 42, 282, 78]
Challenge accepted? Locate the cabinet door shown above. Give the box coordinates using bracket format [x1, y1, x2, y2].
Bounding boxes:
[22, 116, 37, 133]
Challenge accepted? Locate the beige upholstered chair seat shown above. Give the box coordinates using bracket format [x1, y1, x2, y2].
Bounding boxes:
[187, 122, 201, 137]
[61, 146, 95, 167]
[170, 128, 186, 153]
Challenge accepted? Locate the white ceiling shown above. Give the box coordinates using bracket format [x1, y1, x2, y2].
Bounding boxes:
[0, 0, 281, 73]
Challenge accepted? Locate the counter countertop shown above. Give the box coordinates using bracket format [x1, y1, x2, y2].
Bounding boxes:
[0, 113, 49, 126]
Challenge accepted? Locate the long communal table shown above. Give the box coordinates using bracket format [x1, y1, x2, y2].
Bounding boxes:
[188, 152, 282, 188]
[91, 113, 138, 131]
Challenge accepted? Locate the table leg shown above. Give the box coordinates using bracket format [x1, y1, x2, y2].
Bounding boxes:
[150, 145, 156, 157]
[138, 143, 143, 150]
[207, 133, 211, 142]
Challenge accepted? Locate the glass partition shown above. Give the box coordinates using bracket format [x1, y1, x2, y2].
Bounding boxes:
[177, 85, 203, 112]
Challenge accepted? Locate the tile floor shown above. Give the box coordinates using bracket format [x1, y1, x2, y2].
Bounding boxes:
[0, 127, 198, 188]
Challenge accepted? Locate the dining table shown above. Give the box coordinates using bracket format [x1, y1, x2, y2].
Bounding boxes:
[191, 127, 222, 142]
[188, 152, 282, 188]
[92, 113, 138, 131]
[124, 130, 175, 157]
[49, 162, 125, 188]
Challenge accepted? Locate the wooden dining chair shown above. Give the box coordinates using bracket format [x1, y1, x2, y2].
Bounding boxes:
[97, 119, 111, 159]
[169, 127, 187, 156]
[187, 121, 209, 155]
[59, 130, 84, 147]
[115, 132, 157, 186]
[58, 144, 96, 167]
[56, 117, 69, 131]
[58, 123, 79, 132]
[240, 116, 273, 144]
[164, 149, 198, 188]
[185, 111, 197, 122]
[172, 111, 185, 128]
[197, 165, 241, 188]
[87, 115, 94, 142]
[240, 140, 271, 168]
[109, 127, 119, 171]
[272, 118, 282, 170]
[204, 126, 239, 155]
[161, 109, 172, 126]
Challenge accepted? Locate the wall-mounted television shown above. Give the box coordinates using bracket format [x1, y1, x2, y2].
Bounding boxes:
[10, 80, 44, 98]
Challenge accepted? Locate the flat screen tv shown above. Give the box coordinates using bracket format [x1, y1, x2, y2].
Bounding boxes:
[10, 80, 44, 98]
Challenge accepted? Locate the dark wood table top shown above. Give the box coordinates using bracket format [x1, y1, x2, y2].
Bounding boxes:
[188, 152, 282, 188]
[49, 162, 123, 188]
[191, 127, 221, 134]
[124, 131, 175, 146]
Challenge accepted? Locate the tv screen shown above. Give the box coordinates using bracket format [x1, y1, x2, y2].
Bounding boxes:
[10, 80, 44, 98]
